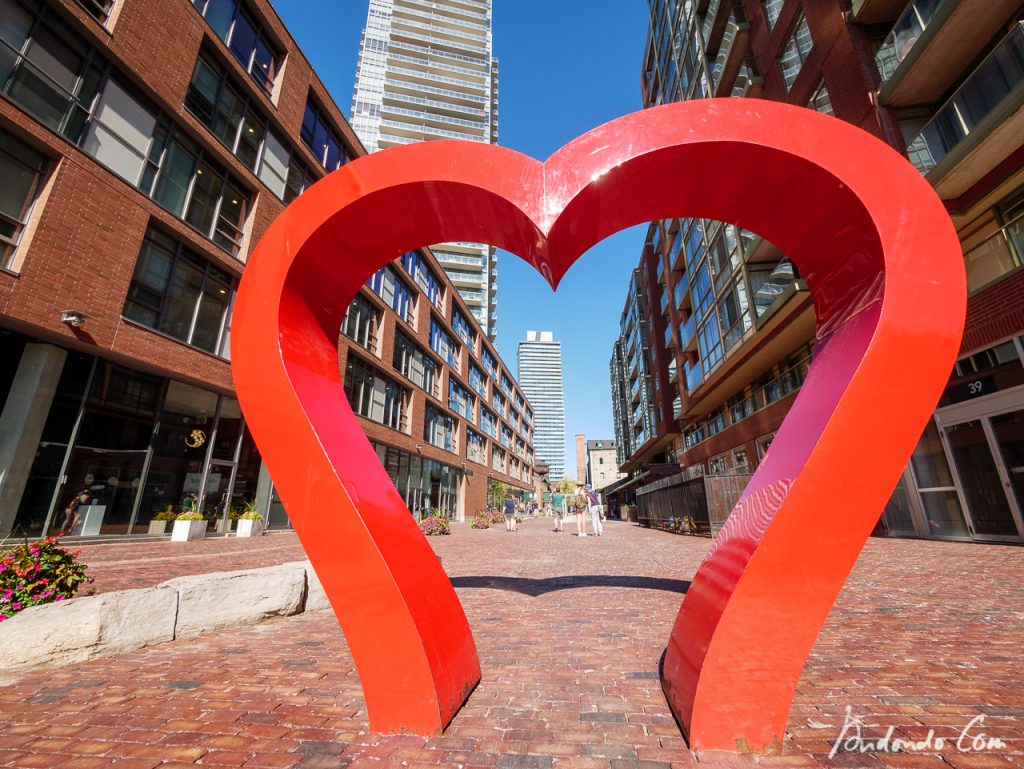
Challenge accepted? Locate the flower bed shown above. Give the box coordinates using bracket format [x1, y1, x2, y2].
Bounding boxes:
[470, 514, 490, 529]
[419, 515, 451, 536]
[0, 536, 92, 622]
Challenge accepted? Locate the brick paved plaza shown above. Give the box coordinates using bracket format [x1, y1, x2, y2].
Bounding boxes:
[0, 522, 1021, 769]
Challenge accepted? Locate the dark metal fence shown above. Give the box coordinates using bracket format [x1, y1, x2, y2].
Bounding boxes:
[636, 472, 752, 536]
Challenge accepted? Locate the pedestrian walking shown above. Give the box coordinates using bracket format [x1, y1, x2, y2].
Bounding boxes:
[574, 484, 589, 536]
[585, 485, 603, 536]
[550, 498, 564, 532]
[503, 495, 518, 532]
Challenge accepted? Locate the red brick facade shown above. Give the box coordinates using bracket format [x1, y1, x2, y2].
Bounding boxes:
[0, 0, 532, 529]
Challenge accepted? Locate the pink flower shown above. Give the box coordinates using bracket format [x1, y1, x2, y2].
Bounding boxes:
[12, 603, 21, 611]
[55, 596, 65, 602]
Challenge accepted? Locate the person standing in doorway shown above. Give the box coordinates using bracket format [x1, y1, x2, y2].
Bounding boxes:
[60, 489, 92, 533]
[585, 485, 603, 536]
[504, 495, 517, 532]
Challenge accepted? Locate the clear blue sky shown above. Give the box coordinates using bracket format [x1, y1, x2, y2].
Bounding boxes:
[274, 0, 650, 476]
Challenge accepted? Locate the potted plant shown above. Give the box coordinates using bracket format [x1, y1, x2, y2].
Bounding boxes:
[470, 513, 490, 529]
[235, 500, 264, 538]
[172, 510, 207, 542]
[418, 515, 450, 536]
[0, 536, 93, 621]
[148, 507, 176, 536]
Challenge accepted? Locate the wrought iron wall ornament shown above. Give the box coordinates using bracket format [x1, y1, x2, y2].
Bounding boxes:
[231, 100, 965, 751]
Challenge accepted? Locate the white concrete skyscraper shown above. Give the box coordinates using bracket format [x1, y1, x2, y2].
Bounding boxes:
[518, 331, 566, 482]
[350, 0, 499, 338]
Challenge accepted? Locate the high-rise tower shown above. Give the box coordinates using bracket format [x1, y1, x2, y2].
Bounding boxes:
[518, 332, 566, 482]
[351, 0, 499, 338]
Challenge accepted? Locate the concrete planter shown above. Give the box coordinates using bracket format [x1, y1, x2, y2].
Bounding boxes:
[147, 520, 169, 536]
[215, 518, 234, 534]
[235, 519, 263, 538]
[171, 519, 207, 542]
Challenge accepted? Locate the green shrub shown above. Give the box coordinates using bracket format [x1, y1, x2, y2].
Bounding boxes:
[176, 511, 205, 521]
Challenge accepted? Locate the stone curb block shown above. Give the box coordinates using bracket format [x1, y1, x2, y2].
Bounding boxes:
[0, 561, 324, 670]
[166, 563, 307, 638]
[284, 560, 330, 612]
[0, 586, 177, 669]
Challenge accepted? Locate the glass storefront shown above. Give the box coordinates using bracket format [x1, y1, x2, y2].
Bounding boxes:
[1, 333, 266, 538]
[371, 442, 463, 520]
[878, 336, 1024, 543]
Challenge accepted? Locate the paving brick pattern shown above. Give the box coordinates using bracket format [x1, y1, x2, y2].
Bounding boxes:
[71, 533, 309, 595]
[1, 521, 1022, 768]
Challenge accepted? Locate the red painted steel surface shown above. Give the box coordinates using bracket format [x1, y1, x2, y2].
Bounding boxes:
[231, 100, 965, 748]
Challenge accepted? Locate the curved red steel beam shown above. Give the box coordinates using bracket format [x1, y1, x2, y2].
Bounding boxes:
[231, 100, 964, 747]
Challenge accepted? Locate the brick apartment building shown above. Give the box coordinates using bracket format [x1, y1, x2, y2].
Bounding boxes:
[609, 0, 1024, 543]
[0, 0, 533, 538]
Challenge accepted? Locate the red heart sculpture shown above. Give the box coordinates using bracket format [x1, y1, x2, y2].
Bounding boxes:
[231, 100, 964, 751]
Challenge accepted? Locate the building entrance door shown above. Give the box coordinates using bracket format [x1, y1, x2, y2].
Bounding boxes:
[939, 412, 1024, 541]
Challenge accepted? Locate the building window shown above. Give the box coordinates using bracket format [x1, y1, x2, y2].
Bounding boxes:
[430, 320, 460, 368]
[186, 50, 267, 171]
[808, 80, 833, 115]
[123, 227, 236, 357]
[301, 96, 350, 171]
[344, 354, 406, 431]
[401, 251, 443, 308]
[423, 404, 456, 452]
[480, 407, 497, 439]
[140, 126, 250, 256]
[367, 265, 413, 323]
[394, 331, 438, 396]
[762, 0, 784, 30]
[492, 390, 505, 416]
[501, 424, 512, 448]
[257, 130, 315, 202]
[491, 445, 506, 473]
[0, 129, 46, 270]
[191, 0, 280, 94]
[342, 292, 378, 351]
[466, 429, 486, 465]
[779, 13, 813, 91]
[480, 346, 497, 377]
[75, 0, 114, 24]
[451, 307, 476, 348]
[448, 379, 474, 423]
[468, 363, 487, 397]
[0, 0, 107, 139]
[500, 372, 513, 396]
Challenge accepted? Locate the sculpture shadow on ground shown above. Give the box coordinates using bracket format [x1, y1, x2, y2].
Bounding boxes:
[450, 575, 690, 597]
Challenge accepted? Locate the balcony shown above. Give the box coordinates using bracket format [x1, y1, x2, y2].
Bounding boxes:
[684, 361, 703, 393]
[701, 0, 729, 56]
[679, 315, 697, 352]
[963, 211, 1024, 294]
[673, 274, 690, 309]
[876, 0, 1020, 107]
[851, 0, 912, 24]
[749, 259, 805, 327]
[905, 22, 1024, 199]
[712, 14, 751, 98]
